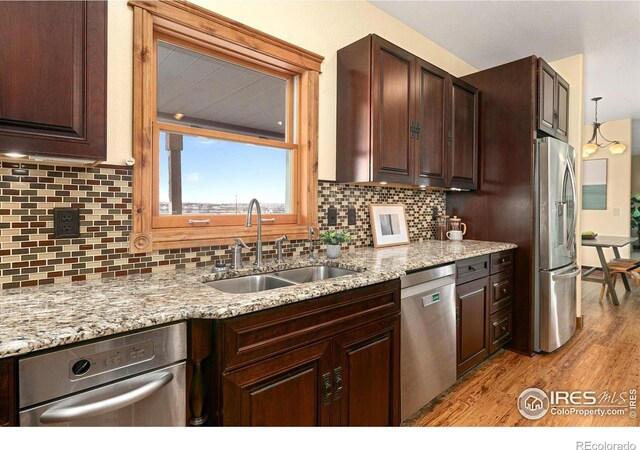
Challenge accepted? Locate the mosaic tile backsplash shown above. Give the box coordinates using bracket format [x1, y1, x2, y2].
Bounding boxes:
[0, 161, 445, 289]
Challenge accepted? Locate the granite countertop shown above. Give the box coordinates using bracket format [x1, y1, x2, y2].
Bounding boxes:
[0, 240, 516, 359]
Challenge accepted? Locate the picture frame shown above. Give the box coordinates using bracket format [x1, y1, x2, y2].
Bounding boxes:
[582, 158, 607, 210]
[369, 203, 410, 248]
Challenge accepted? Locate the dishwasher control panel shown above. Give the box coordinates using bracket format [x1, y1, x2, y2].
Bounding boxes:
[19, 322, 186, 409]
[69, 340, 155, 380]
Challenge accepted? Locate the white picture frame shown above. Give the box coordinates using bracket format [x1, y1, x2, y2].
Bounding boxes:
[369, 204, 410, 248]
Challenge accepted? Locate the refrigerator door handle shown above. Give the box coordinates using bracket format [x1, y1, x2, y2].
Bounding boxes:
[566, 158, 578, 260]
[552, 266, 581, 281]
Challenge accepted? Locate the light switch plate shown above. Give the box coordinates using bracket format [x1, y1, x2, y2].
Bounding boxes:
[327, 206, 338, 226]
[347, 206, 356, 225]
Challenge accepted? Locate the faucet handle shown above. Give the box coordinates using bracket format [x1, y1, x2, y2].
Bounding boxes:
[234, 237, 250, 249]
[275, 235, 289, 264]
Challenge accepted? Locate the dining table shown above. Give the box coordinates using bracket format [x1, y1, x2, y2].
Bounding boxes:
[581, 235, 639, 305]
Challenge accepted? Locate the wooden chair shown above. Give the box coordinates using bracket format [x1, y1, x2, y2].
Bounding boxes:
[598, 259, 640, 302]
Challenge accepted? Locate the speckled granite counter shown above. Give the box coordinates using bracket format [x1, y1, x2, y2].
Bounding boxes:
[0, 240, 516, 358]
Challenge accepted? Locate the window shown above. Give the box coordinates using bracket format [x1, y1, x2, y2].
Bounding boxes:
[129, 1, 323, 252]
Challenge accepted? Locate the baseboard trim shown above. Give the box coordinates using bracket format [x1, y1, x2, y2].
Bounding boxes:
[576, 315, 584, 330]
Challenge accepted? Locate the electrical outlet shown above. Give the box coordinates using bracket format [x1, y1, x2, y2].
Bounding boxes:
[53, 207, 80, 238]
[327, 206, 338, 226]
[347, 206, 356, 225]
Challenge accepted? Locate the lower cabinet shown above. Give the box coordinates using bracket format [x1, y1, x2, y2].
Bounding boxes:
[222, 340, 333, 426]
[214, 280, 401, 426]
[456, 250, 514, 377]
[0, 357, 17, 427]
[332, 317, 399, 426]
[456, 277, 490, 376]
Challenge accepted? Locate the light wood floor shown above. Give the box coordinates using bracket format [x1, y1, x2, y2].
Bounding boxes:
[407, 281, 640, 426]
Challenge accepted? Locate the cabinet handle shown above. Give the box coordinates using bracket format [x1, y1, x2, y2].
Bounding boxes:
[416, 122, 421, 139]
[500, 325, 507, 332]
[456, 305, 460, 323]
[498, 258, 507, 264]
[447, 131, 452, 147]
[501, 288, 508, 295]
[322, 372, 332, 406]
[188, 219, 211, 225]
[468, 265, 476, 272]
[334, 367, 343, 401]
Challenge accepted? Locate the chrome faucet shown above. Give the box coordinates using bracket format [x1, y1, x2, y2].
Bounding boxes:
[274, 235, 289, 263]
[245, 198, 274, 267]
[308, 226, 317, 261]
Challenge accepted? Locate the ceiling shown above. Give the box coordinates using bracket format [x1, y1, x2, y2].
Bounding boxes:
[370, 1, 640, 128]
[157, 41, 287, 140]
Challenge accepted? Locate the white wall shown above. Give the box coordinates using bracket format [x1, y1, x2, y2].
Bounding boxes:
[580, 118, 632, 267]
[105, 0, 477, 180]
[549, 54, 584, 317]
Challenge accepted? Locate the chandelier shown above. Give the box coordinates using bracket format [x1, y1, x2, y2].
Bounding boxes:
[582, 97, 626, 158]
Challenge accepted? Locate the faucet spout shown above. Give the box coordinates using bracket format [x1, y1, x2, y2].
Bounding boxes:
[246, 199, 264, 267]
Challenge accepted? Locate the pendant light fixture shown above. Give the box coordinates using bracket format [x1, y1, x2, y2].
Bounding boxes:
[583, 97, 626, 157]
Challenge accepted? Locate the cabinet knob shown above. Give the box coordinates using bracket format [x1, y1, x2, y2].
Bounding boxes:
[501, 288, 508, 294]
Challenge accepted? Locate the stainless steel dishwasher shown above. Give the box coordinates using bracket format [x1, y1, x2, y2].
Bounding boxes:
[19, 322, 187, 426]
[401, 263, 457, 421]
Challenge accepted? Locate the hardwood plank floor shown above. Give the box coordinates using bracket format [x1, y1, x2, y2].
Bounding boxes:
[406, 281, 640, 426]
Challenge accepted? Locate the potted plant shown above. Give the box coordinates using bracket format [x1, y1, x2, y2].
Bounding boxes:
[631, 194, 640, 249]
[319, 229, 352, 259]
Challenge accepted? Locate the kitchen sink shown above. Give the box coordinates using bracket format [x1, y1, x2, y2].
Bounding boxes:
[203, 274, 296, 294]
[204, 265, 360, 294]
[274, 265, 358, 283]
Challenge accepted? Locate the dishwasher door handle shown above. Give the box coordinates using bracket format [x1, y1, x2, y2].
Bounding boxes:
[39, 371, 174, 424]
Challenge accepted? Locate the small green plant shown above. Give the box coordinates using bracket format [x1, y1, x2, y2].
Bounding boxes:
[319, 229, 352, 246]
[632, 194, 640, 229]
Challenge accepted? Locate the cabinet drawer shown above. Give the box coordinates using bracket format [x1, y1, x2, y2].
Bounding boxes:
[456, 255, 489, 285]
[217, 280, 401, 370]
[489, 306, 512, 354]
[490, 250, 513, 274]
[490, 269, 513, 314]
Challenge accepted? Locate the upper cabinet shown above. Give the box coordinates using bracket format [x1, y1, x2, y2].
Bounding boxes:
[0, 1, 107, 161]
[537, 58, 569, 142]
[336, 34, 479, 190]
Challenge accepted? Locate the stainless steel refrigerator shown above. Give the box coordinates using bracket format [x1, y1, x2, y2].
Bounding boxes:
[534, 137, 579, 353]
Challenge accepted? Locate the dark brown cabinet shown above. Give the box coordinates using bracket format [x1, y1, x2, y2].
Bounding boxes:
[0, 357, 17, 427]
[537, 58, 569, 142]
[448, 77, 479, 189]
[455, 250, 514, 376]
[451, 56, 571, 355]
[221, 340, 333, 426]
[337, 34, 478, 189]
[214, 280, 401, 426]
[456, 276, 490, 376]
[0, 1, 107, 160]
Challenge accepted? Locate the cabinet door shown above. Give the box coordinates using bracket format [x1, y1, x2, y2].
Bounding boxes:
[371, 37, 415, 184]
[221, 340, 332, 426]
[538, 58, 556, 138]
[555, 74, 569, 141]
[414, 59, 448, 188]
[0, 358, 16, 427]
[456, 277, 490, 376]
[448, 77, 479, 190]
[332, 316, 400, 426]
[0, 1, 106, 160]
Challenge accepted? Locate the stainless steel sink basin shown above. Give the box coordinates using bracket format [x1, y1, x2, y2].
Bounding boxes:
[204, 274, 296, 294]
[274, 265, 358, 283]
